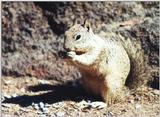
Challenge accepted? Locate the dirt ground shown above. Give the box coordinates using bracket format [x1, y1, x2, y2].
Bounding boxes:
[1, 76, 160, 117]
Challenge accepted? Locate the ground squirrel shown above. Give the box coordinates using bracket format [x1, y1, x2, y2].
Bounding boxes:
[62, 19, 149, 106]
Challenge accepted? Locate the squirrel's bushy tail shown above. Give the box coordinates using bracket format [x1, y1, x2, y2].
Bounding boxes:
[117, 34, 150, 90]
[100, 30, 150, 90]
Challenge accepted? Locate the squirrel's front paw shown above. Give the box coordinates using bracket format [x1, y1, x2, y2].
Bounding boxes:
[67, 51, 76, 59]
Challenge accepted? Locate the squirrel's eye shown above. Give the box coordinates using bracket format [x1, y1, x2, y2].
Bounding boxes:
[76, 35, 81, 40]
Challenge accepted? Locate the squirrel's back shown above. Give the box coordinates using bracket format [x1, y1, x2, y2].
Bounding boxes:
[102, 37, 130, 84]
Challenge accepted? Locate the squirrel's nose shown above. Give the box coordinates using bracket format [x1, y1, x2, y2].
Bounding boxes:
[63, 41, 72, 52]
[65, 48, 71, 52]
[64, 45, 71, 52]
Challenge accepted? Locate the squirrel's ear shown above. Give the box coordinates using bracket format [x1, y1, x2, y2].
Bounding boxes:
[83, 19, 91, 32]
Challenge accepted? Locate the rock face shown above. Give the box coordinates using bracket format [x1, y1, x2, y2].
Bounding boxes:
[2, 2, 79, 82]
[2, 2, 159, 87]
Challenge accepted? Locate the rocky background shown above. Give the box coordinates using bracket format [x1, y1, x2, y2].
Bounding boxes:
[1, 2, 159, 117]
[2, 1, 159, 88]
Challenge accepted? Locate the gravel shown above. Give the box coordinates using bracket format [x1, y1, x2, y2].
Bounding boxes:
[11, 93, 17, 98]
[4, 94, 12, 99]
[42, 107, 49, 114]
[39, 102, 45, 109]
[52, 102, 64, 108]
[135, 104, 142, 109]
[90, 101, 107, 109]
[55, 111, 66, 117]
[77, 100, 107, 109]
[2, 76, 160, 117]
[33, 104, 39, 110]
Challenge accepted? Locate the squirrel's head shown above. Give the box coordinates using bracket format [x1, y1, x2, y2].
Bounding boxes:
[64, 19, 95, 55]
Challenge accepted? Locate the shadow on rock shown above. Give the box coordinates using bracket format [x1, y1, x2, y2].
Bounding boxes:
[34, 2, 67, 36]
[2, 80, 101, 107]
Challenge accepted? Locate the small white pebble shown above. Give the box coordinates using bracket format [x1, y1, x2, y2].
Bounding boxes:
[37, 111, 43, 114]
[55, 111, 65, 117]
[39, 102, 45, 108]
[135, 104, 141, 109]
[87, 100, 91, 103]
[90, 101, 107, 109]
[32, 102, 35, 106]
[39, 114, 46, 117]
[153, 90, 160, 95]
[4, 80, 11, 85]
[34, 104, 39, 110]
[4, 94, 11, 98]
[12, 93, 17, 98]
[38, 80, 49, 84]
[77, 100, 88, 108]
[52, 102, 64, 108]
[42, 108, 49, 113]
[20, 108, 30, 112]
[20, 108, 26, 111]
[45, 103, 51, 107]
[52, 104, 59, 108]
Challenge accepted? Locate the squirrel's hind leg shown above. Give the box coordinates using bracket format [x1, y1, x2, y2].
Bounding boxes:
[102, 75, 127, 106]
